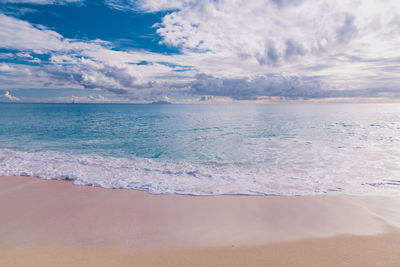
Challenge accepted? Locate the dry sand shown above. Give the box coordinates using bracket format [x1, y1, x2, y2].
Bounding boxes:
[1, 175, 400, 266]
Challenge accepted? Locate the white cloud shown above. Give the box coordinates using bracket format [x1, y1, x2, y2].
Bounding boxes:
[2, 1, 400, 101]
[0, 13, 106, 53]
[0, 63, 14, 72]
[152, 0, 400, 62]
[0, 90, 20, 101]
[0, 13, 197, 100]
[74, 94, 111, 103]
[146, 0, 400, 92]
[104, 0, 196, 12]
[47, 55, 177, 97]
[192, 73, 327, 100]
[0, 14, 165, 98]
[104, 0, 400, 100]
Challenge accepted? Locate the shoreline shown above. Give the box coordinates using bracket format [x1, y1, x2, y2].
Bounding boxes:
[1, 175, 400, 266]
[3, 148, 399, 197]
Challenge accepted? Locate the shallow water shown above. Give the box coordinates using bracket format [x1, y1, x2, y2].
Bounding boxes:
[1, 103, 400, 195]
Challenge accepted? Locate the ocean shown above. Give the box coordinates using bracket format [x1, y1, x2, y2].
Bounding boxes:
[1, 103, 399, 196]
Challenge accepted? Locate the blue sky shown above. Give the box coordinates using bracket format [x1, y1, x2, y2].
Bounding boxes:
[2, 1, 176, 53]
[0, 0, 400, 103]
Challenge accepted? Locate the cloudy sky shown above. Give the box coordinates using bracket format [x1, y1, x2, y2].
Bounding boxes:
[0, 0, 400, 103]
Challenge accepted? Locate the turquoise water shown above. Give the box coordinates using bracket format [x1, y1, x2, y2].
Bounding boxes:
[1, 103, 400, 195]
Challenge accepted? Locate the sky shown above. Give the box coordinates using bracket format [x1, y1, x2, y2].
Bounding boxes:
[0, 0, 400, 103]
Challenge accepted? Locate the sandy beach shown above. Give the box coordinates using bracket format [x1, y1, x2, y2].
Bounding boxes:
[1, 175, 400, 266]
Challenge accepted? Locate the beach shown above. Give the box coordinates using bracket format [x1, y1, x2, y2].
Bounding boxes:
[2, 0, 400, 265]
[1, 175, 400, 266]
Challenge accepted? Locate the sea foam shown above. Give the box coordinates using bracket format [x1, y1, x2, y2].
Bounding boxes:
[1, 148, 400, 196]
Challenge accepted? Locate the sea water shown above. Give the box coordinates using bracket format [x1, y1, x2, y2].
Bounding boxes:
[1, 103, 400, 195]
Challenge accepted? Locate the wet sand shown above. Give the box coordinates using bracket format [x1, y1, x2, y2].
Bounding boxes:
[1, 175, 400, 266]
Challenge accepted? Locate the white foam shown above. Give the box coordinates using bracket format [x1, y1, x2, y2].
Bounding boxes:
[0, 148, 400, 196]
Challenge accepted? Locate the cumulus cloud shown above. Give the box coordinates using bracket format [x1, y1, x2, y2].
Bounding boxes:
[149, 0, 400, 99]
[0, 14, 182, 99]
[50, 57, 139, 93]
[193, 73, 400, 100]
[152, 0, 400, 64]
[46, 55, 182, 98]
[2, 0, 400, 101]
[105, 0, 196, 12]
[73, 94, 110, 103]
[0, 90, 20, 101]
[0, 63, 14, 72]
[0, 13, 107, 53]
[192, 73, 327, 100]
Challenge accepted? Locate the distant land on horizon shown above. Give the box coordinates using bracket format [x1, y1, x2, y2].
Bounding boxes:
[150, 100, 172, 105]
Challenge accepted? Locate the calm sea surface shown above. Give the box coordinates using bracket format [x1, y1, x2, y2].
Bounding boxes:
[1, 103, 400, 195]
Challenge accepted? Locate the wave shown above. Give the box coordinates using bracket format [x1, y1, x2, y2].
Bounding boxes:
[0, 149, 399, 196]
